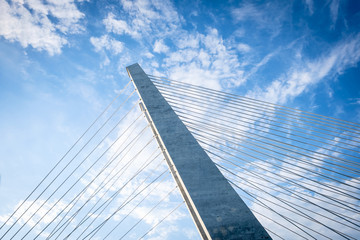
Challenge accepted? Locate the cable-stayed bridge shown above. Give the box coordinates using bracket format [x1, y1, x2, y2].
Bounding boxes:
[0, 63, 359, 239]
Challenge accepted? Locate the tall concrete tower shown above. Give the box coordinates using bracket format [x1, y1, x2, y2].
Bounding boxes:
[127, 63, 271, 240]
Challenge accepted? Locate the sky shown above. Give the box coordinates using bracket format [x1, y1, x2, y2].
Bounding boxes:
[0, 0, 360, 239]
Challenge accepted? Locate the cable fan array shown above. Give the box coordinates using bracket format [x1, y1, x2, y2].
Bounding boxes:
[1, 72, 359, 240]
[0, 81, 193, 240]
[149, 74, 360, 240]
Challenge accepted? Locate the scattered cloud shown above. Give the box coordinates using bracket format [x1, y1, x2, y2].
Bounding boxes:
[160, 28, 245, 90]
[0, 0, 84, 55]
[175, 34, 200, 49]
[153, 39, 169, 54]
[103, 13, 139, 39]
[103, 0, 181, 41]
[90, 35, 124, 54]
[98, 4, 248, 90]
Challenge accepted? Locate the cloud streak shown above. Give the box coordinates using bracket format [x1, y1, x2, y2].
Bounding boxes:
[247, 34, 360, 104]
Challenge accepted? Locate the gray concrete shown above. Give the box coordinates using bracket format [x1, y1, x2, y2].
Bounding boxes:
[127, 63, 271, 240]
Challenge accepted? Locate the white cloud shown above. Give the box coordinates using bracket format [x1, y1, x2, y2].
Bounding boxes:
[42, 0, 84, 34]
[99, 0, 251, 92]
[99, 4, 251, 90]
[247, 34, 360, 104]
[90, 35, 108, 52]
[0, 0, 84, 55]
[0, 198, 72, 236]
[153, 39, 169, 54]
[110, 39, 125, 54]
[166, 62, 222, 90]
[103, 0, 181, 41]
[103, 13, 139, 39]
[175, 34, 200, 49]
[237, 43, 251, 53]
[160, 28, 245, 90]
[90, 35, 124, 54]
[144, 52, 155, 58]
[242, 50, 277, 80]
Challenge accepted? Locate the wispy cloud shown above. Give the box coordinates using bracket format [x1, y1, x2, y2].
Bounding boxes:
[231, 1, 287, 38]
[247, 34, 360, 104]
[350, 98, 360, 105]
[231, 3, 263, 23]
[304, 0, 314, 15]
[242, 50, 278, 81]
[329, 0, 340, 28]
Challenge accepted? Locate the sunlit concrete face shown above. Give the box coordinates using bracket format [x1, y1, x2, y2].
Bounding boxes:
[127, 63, 271, 240]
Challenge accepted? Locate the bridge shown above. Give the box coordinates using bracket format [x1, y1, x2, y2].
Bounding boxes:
[0, 63, 359, 239]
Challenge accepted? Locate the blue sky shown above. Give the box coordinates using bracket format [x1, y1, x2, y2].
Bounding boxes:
[0, 0, 360, 239]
